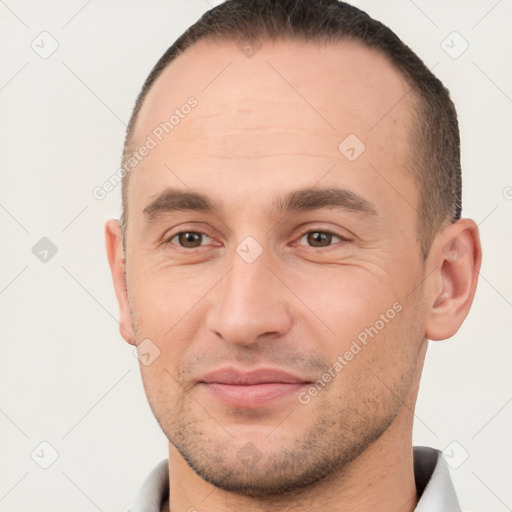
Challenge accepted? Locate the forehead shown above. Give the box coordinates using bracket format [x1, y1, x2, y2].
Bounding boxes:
[127, 38, 417, 224]
[135, 37, 413, 142]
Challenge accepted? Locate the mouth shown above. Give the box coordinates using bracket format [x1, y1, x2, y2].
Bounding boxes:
[197, 367, 311, 408]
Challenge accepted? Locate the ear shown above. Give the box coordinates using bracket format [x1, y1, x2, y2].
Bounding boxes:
[424, 218, 482, 341]
[105, 219, 135, 345]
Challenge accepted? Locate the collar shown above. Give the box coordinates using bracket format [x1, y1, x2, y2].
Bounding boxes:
[414, 446, 461, 511]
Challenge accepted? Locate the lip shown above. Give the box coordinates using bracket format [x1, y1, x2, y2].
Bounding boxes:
[200, 368, 308, 385]
[198, 367, 310, 408]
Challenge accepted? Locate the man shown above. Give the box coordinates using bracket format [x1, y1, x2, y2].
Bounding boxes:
[105, 0, 482, 510]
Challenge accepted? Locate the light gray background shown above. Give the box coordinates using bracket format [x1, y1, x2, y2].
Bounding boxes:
[0, 1, 511, 511]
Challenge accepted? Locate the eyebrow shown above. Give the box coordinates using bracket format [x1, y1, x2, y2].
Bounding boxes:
[142, 186, 377, 222]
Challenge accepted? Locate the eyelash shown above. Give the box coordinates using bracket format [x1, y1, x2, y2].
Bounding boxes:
[163, 228, 350, 251]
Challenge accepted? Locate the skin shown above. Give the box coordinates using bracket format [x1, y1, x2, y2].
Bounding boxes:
[106, 38, 481, 512]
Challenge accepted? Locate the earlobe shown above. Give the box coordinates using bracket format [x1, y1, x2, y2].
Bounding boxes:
[424, 219, 482, 341]
[105, 219, 135, 345]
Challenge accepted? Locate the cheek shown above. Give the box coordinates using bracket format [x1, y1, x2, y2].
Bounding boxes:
[288, 264, 402, 340]
[315, 298, 423, 413]
[128, 268, 216, 389]
[288, 263, 423, 388]
[127, 261, 206, 331]
[139, 362, 184, 427]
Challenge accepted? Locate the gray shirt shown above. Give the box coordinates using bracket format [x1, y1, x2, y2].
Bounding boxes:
[127, 446, 461, 512]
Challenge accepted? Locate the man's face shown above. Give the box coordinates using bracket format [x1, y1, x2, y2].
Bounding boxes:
[122, 39, 428, 495]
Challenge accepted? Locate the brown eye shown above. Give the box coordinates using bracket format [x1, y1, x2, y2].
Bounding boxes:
[299, 231, 342, 248]
[172, 232, 207, 248]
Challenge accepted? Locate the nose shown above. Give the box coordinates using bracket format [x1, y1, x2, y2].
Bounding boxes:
[205, 251, 293, 347]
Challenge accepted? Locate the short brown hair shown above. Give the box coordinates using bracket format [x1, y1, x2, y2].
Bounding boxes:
[121, 0, 462, 258]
